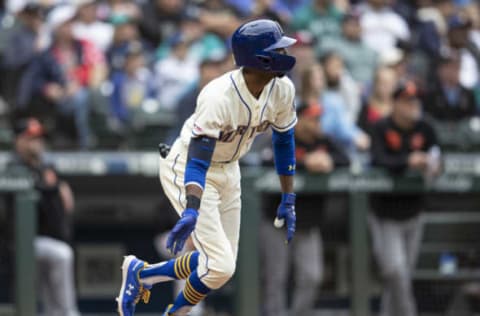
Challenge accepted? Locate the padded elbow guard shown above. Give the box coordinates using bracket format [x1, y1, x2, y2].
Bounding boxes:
[184, 136, 216, 189]
[272, 128, 296, 175]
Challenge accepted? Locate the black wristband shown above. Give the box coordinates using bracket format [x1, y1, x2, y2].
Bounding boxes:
[186, 195, 201, 210]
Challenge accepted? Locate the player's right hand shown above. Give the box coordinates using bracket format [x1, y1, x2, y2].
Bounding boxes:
[274, 193, 296, 244]
[167, 208, 199, 255]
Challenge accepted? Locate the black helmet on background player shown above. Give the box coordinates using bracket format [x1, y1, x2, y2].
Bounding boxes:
[231, 19, 297, 73]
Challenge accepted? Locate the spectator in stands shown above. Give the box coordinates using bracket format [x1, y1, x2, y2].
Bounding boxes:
[103, 0, 141, 23]
[18, 5, 107, 148]
[422, 53, 476, 121]
[322, 52, 361, 125]
[10, 118, 79, 316]
[138, 0, 185, 47]
[359, 0, 411, 60]
[262, 102, 349, 316]
[320, 52, 370, 151]
[358, 66, 397, 134]
[1, 3, 45, 106]
[169, 56, 225, 142]
[155, 15, 226, 64]
[291, 0, 344, 42]
[109, 41, 155, 127]
[369, 81, 441, 316]
[447, 16, 480, 89]
[414, 0, 455, 58]
[107, 18, 144, 72]
[154, 32, 199, 111]
[289, 31, 317, 88]
[225, 0, 309, 21]
[317, 10, 377, 86]
[301, 61, 369, 152]
[194, 0, 242, 39]
[73, 0, 114, 52]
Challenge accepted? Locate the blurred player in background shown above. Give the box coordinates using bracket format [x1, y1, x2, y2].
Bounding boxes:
[117, 19, 299, 316]
[262, 101, 349, 316]
[369, 81, 441, 316]
[10, 118, 79, 316]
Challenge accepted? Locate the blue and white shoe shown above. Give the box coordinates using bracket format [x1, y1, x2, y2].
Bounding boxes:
[163, 304, 195, 316]
[116, 255, 151, 316]
[163, 304, 174, 316]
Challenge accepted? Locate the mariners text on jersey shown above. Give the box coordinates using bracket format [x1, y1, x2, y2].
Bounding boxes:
[179, 68, 298, 163]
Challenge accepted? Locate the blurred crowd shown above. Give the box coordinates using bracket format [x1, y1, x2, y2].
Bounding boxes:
[0, 0, 478, 150]
[2, 0, 480, 315]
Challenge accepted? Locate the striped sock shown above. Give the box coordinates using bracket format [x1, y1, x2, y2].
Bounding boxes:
[169, 270, 211, 313]
[139, 251, 199, 285]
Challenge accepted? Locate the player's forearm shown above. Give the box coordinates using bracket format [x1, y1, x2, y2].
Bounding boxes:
[272, 128, 296, 193]
[186, 184, 203, 201]
[279, 175, 294, 193]
[184, 136, 216, 211]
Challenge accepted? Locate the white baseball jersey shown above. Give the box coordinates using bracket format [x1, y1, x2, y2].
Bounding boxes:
[158, 68, 296, 290]
[179, 68, 297, 162]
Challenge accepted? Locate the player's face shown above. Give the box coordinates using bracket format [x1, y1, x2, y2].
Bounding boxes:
[16, 136, 45, 160]
[324, 55, 343, 83]
[297, 114, 321, 138]
[305, 116, 321, 136]
[26, 137, 45, 158]
[272, 48, 289, 78]
[55, 21, 74, 41]
[395, 97, 421, 123]
[310, 64, 324, 91]
[438, 61, 460, 86]
[375, 68, 397, 99]
[343, 19, 361, 40]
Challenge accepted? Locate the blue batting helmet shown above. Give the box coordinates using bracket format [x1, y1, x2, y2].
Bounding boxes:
[231, 19, 297, 73]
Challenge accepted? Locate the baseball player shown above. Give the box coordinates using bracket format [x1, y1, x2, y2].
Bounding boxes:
[116, 19, 298, 316]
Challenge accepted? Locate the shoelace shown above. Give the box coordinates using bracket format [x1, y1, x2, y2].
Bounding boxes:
[134, 262, 151, 304]
[134, 285, 151, 304]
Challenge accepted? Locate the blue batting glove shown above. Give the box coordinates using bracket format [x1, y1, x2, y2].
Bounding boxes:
[274, 193, 296, 243]
[167, 208, 199, 255]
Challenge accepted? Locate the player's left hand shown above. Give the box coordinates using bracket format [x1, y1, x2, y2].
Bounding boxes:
[167, 208, 199, 255]
[274, 193, 296, 243]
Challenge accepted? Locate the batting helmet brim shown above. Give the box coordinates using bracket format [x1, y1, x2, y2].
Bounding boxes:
[265, 36, 297, 51]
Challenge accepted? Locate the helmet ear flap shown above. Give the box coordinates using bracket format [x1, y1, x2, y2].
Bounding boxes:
[255, 53, 272, 70]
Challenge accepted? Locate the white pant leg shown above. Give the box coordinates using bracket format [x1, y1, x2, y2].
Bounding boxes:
[35, 236, 79, 316]
[159, 142, 237, 290]
[218, 161, 241, 262]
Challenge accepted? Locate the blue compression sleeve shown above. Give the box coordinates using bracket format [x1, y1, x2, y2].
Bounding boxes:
[184, 136, 216, 189]
[272, 128, 296, 175]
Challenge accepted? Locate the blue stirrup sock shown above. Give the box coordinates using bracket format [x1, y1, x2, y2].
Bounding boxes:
[139, 251, 199, 285]
[168, 270, 211, 313]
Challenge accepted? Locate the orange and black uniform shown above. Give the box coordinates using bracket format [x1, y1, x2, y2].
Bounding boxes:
[9, 155, 71, 242]
[370, 117, 438, 220]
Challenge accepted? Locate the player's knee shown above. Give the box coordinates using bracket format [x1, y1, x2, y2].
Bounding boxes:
[218, 256, 236, 281]
[302, 268, 323, 287]
[296, 271, 322, 291]
[382, 261, 407, 282]
[53, 242, 74, 263]
[211, 255, 236, 288]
